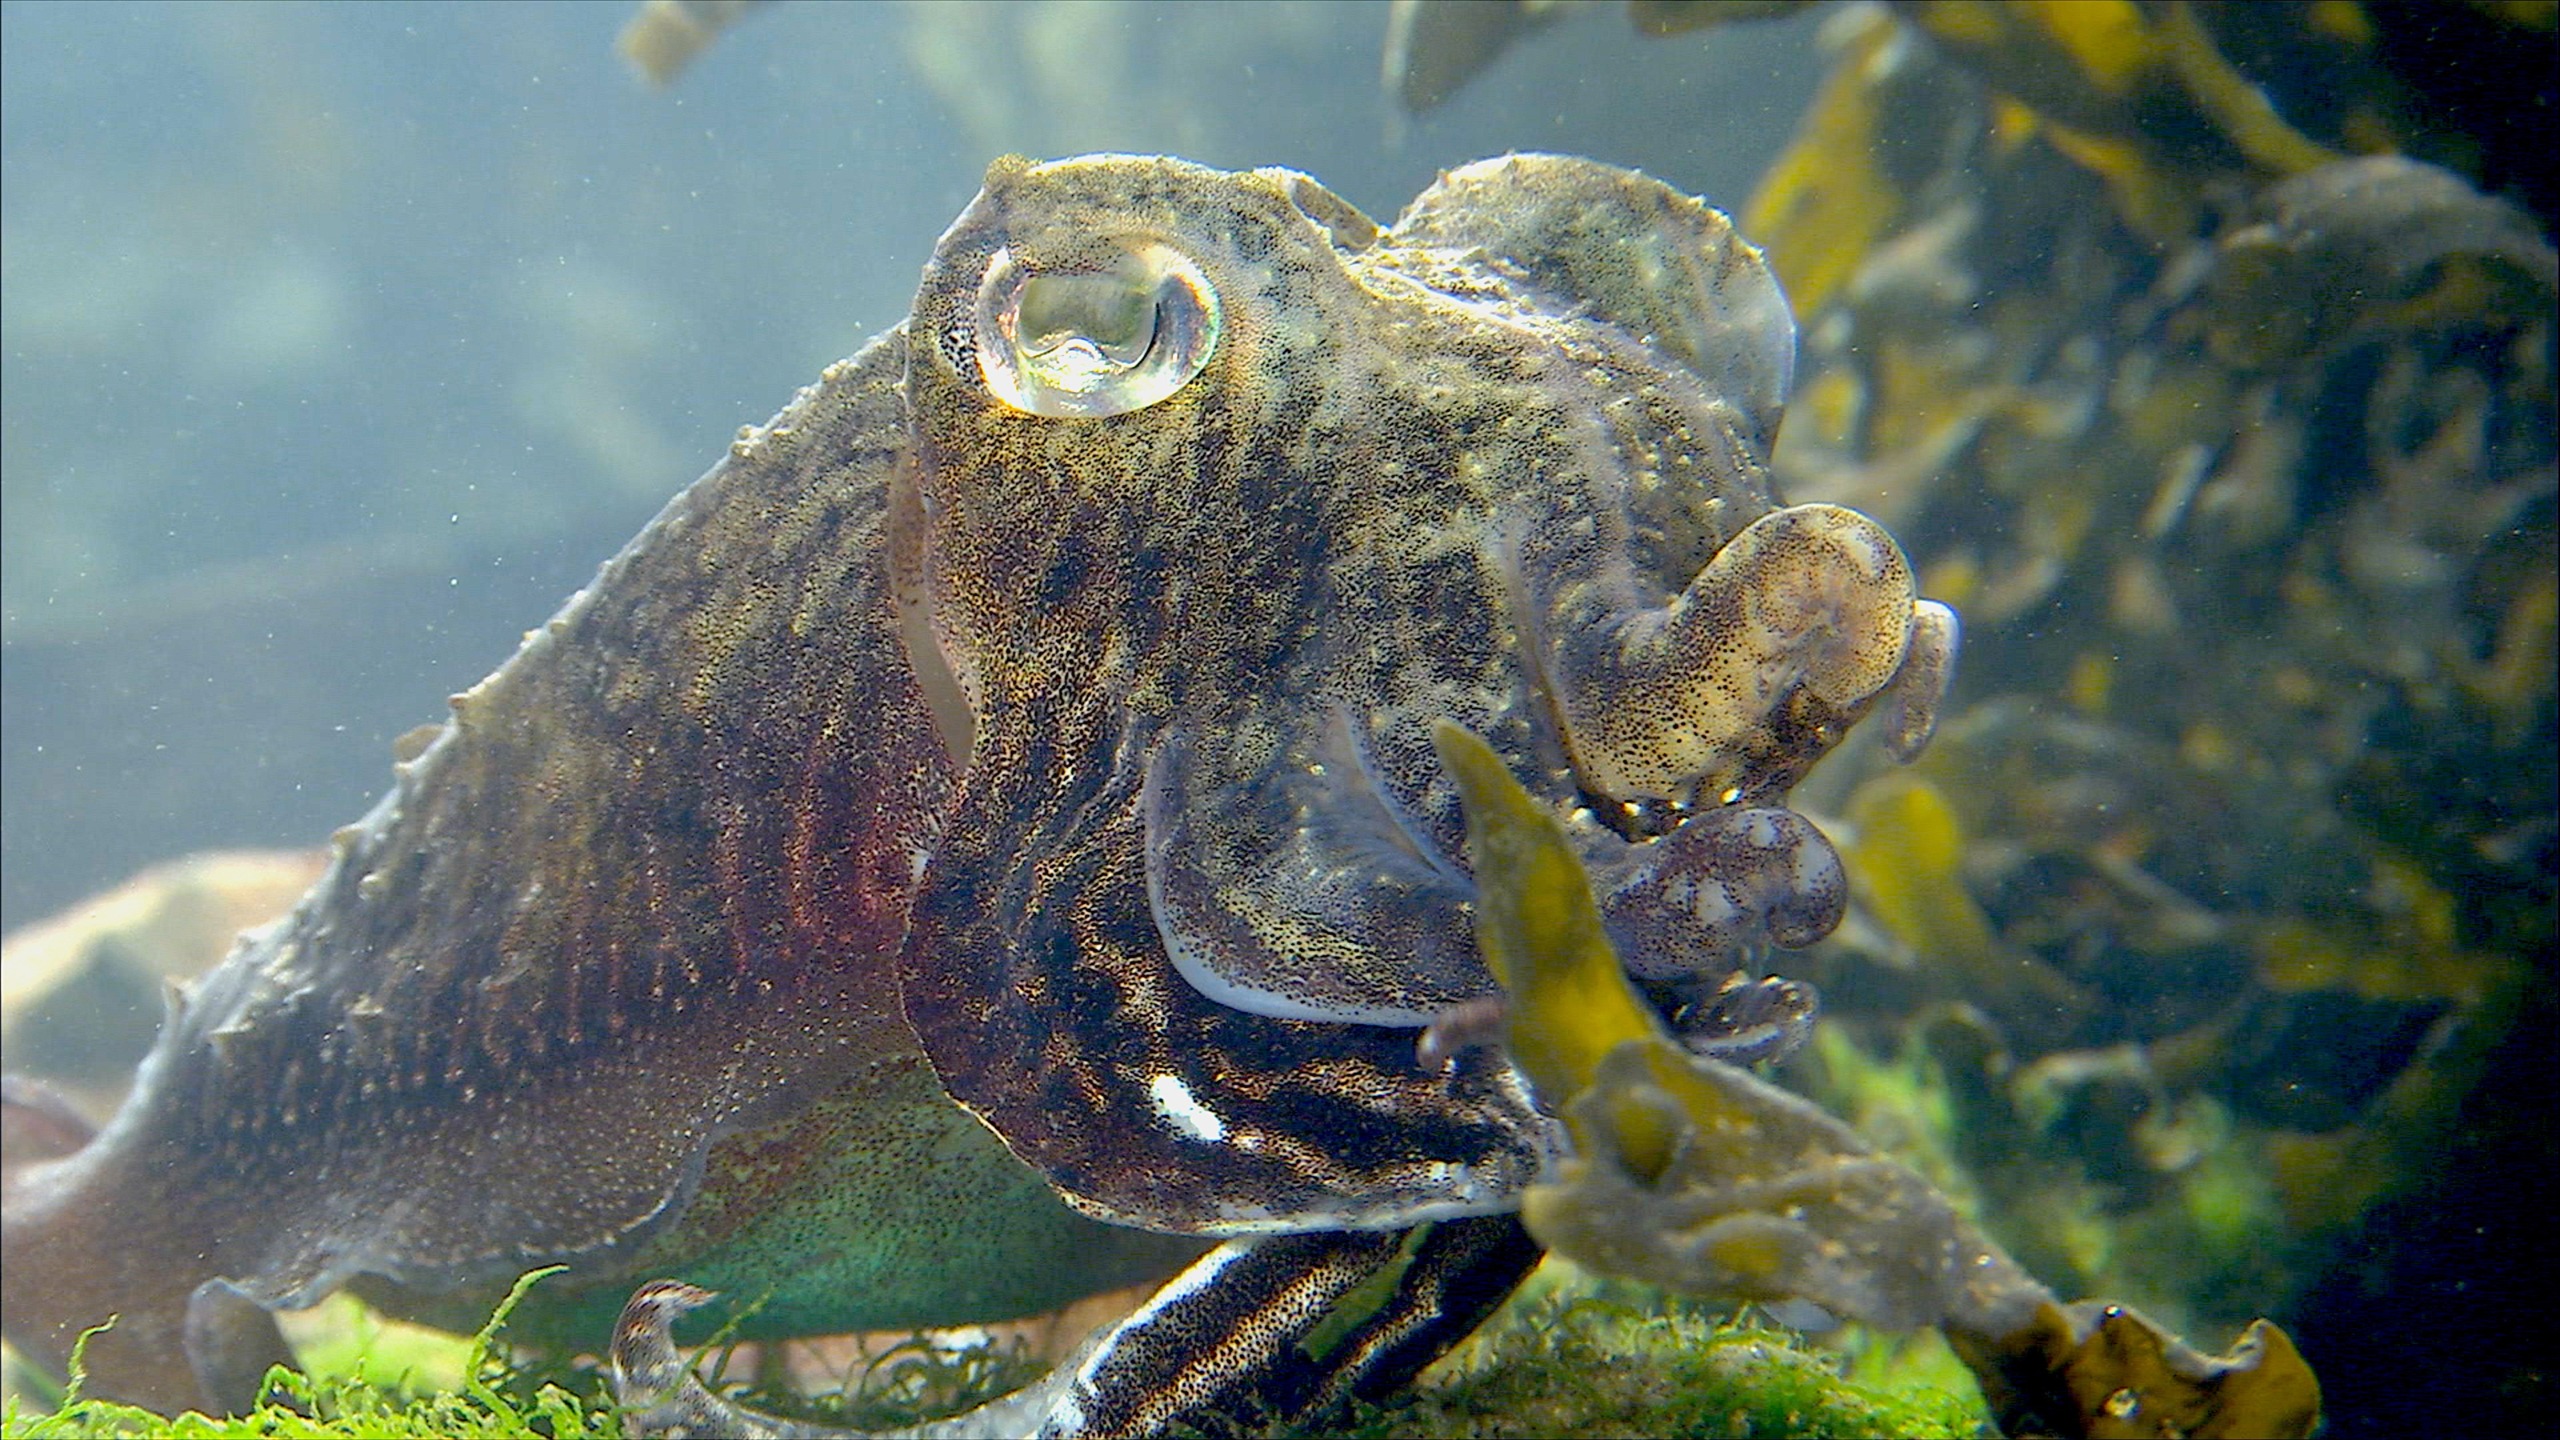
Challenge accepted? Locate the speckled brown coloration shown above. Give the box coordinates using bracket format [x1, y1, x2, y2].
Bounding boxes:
[3, 332, 983, 1411]
[4, 153, 1952, 1433]
[893, 157, 1945, 1229]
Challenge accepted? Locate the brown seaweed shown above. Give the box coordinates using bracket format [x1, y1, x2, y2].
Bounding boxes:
[1434, 720, 2321, 1439]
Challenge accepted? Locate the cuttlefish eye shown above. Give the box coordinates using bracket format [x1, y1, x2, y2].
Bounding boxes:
[973, 240, 1220, 418]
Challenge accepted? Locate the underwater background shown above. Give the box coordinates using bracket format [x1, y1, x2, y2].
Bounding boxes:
[4, 3, 2552, 1437]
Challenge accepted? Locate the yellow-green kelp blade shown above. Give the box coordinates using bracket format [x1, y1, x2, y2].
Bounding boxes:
[1430, 720, 1662, 1096]
[1431, 718, 2321, 1438]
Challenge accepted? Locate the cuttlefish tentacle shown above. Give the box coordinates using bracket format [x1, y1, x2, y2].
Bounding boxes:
[1528, 501, 1922, 806]
[1666, 971, 1822, 1066]
[1591, 800, 1847, 980]
[1882, 599, 1961, 762]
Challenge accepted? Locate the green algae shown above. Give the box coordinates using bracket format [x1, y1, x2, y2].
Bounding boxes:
[1327, 1279, 1986, 1440]
[2, 1269, 620, 1440]
[4, 1268, 1994, 1440]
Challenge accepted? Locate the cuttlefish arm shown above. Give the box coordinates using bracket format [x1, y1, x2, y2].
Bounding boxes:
[611, 1215, 1542, 1439]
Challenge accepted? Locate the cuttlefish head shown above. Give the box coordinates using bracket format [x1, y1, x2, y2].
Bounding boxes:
[886, 153, 1952, 1234]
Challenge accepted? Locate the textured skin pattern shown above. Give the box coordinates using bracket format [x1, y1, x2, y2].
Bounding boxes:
[894, 156, 1945, 1235]
[2, 153, 1950, 1424]
[3, 334, 1194, 1409]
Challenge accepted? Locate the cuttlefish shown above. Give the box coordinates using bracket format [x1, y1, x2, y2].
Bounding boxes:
[2, 152, 1951, 1435]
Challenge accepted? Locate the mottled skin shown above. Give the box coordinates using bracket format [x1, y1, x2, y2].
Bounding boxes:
[2, 294, 1202, 1411]
[2, 153, 1950, 1435]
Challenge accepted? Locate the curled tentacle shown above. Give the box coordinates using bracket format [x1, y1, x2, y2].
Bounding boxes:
[1667, 972, 1821, 1067]
[1533, 502, 1920, 805]
[1415, 996, 1513, 1072]
[1596, 803, 1848, 981]
[1882, 599, 1960, 762]
[611, 1281, 796, 1440]
[1147, 705, 1851, 1059]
